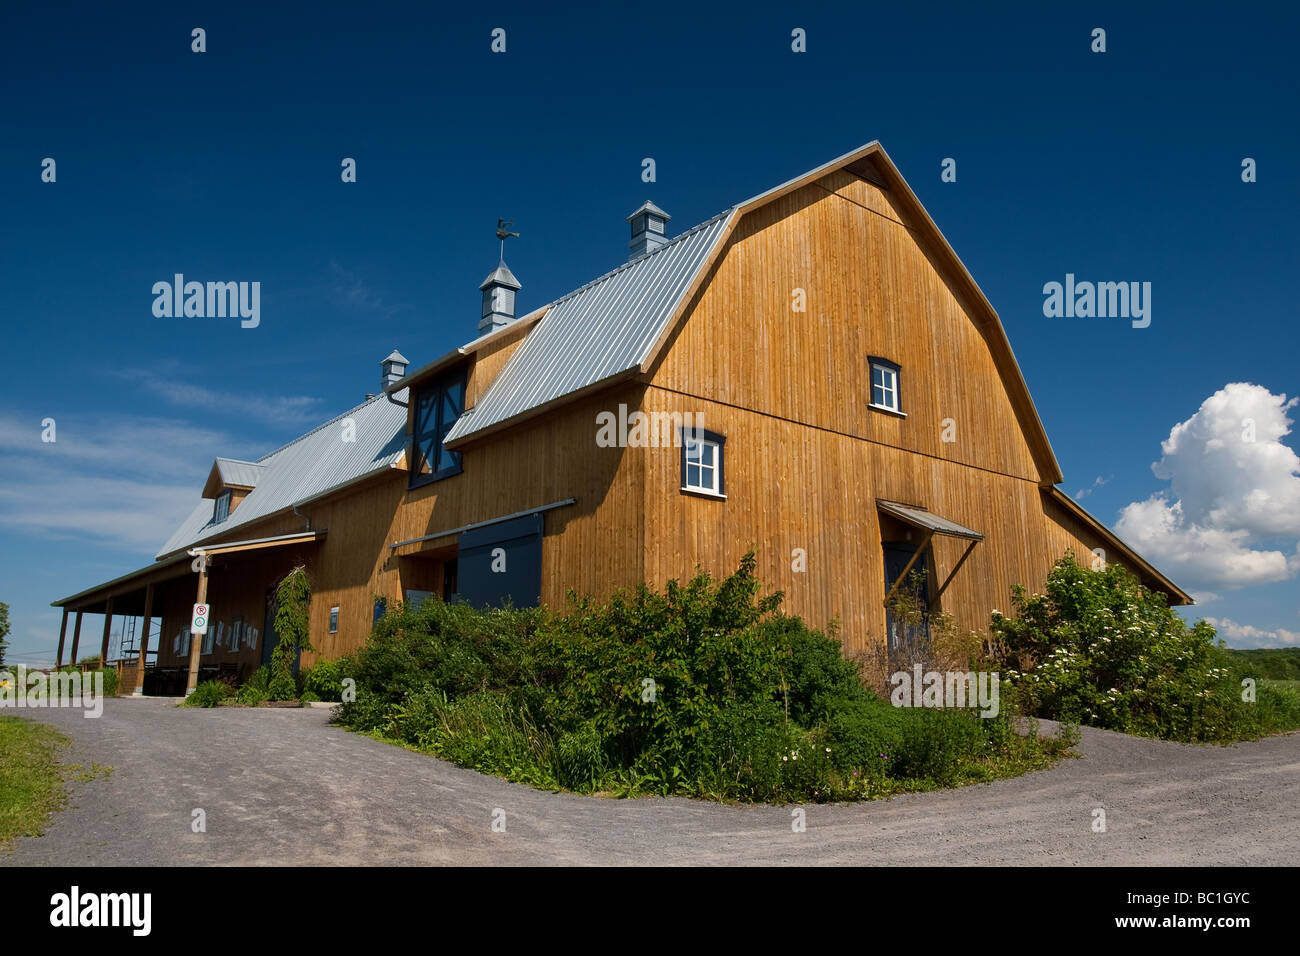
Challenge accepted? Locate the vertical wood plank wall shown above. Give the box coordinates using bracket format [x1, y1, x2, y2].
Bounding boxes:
[639, 171, 1158, 653]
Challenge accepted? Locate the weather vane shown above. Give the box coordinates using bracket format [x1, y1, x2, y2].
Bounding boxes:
[496, 218, 520, 261]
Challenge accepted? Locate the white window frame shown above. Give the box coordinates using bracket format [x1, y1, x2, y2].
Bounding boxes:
[329, 606, 340, 634]
[869, 359, 904, 415]
[213, 489, 232, 523]
[682, 434, 724, 497]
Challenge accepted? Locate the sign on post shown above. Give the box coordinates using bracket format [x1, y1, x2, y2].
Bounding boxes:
[191, 603, 210, 635]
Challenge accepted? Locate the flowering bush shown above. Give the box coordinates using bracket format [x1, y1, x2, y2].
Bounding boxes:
[991, 554, 1294, 742]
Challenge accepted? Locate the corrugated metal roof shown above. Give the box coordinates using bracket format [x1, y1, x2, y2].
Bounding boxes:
[157, 392, 408, 559]
[445, 210, 734, 444]
[877, 499, 984, 540]
[214, 458, 264, 489]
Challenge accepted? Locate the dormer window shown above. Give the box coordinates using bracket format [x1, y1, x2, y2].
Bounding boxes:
[213, 489, 232, 523]
[410, 367, 467, 488]
[868, 357, 904, 416]
[202, 458, 260, 521]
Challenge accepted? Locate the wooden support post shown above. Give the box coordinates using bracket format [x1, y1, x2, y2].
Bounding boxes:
[55, 608, 69, 668]
[185, 563, 209, 695]
[98, 596, 114, 669]
[934, 539, 981, 603]
[883, 531, 934, 607]
[68, 611, 83, 667]
[135, 582, 155, 696]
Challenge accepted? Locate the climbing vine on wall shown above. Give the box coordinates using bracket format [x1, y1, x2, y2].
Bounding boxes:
[270, 566, 314, 700]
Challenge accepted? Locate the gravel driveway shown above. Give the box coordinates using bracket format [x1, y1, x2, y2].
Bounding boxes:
[4, 697, 1297, 865]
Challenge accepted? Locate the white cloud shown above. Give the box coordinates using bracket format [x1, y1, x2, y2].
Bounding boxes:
[1116, 383, 1300, 592]
[1202, 617, 1300, 648]
[1075, 474, 1112, 500]
[0, 412, 245, 551]
[107, 365, 325, 428]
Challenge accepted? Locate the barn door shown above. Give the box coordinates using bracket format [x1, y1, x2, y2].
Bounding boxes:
[883, 542, 932, 650]
[456, 514, 543, 608]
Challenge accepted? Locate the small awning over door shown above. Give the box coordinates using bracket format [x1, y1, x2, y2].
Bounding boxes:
[876, 499, 983, 540]
[876, 500, 983, 606]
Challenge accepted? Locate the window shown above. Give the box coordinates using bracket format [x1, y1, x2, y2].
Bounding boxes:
[329, 606, 339, 634]
[680, 429, 726, 497]
[201, 629, 214, 656]
[868, 357, 902, 414]
[410, 368, 468, 487]
[213, 489, 232, 523]
[232, 616, 243, 650]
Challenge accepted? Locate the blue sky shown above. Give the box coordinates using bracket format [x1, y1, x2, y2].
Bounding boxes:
[2, 1, 1298, 664]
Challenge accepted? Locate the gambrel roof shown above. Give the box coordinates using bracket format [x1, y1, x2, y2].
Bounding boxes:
[427, 142, 1066, 489]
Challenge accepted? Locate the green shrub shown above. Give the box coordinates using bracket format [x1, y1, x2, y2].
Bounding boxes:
[234, 666, 270, 706]
[235, 683, 268, 706]
[303, 657, 350, 701]
[555, 721, 606, 791]
[335, 554, 1060, 803]
[184, 679, 232, 708]
[990, 553, 1300, 742]
[268, 671, 296, 702]
[59, 666, 118, 697]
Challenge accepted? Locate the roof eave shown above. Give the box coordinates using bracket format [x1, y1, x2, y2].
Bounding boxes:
[155, 461, 406, 562]
[1046, 486, 1192, 605]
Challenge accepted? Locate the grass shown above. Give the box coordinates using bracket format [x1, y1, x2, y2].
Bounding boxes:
[0, 716, 70, 849]
[0, 716, 112, 850]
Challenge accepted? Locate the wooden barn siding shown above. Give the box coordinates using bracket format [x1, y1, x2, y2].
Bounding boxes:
[393, 384, 650, 613]
[466, 322, 530, 408]
[650, 170, 1043, 485]
[639, 172, 1131, 652]
[155, 384, 654, 668]
[636, 389, 1117, 653]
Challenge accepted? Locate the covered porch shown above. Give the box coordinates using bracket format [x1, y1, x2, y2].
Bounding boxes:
[50, 530, 326, 696]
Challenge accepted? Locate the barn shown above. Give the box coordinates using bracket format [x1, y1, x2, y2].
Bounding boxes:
[51, 141, 1190, 695]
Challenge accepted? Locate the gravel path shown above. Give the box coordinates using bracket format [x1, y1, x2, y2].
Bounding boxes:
[4, 697, 1297, 865]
